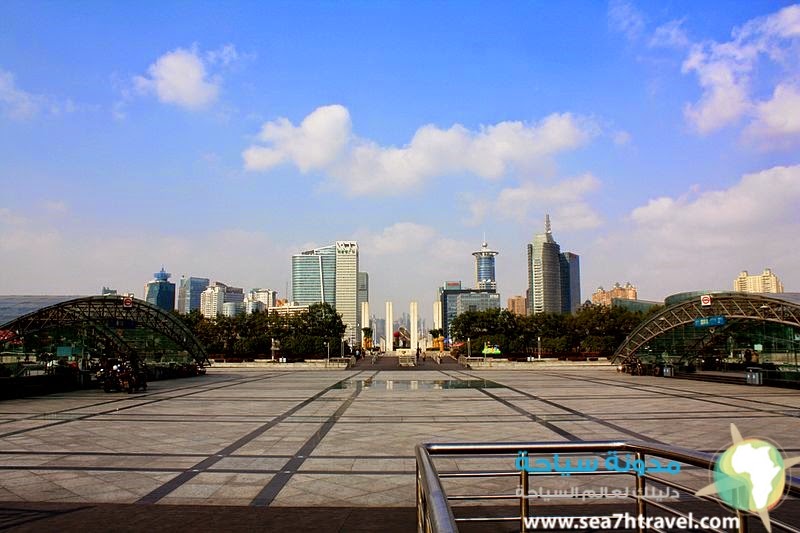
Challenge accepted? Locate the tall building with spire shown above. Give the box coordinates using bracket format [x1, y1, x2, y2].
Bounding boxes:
[526, 215, 581, 315]
[144, 267, 176, 312]
[472, 238, 498, 290]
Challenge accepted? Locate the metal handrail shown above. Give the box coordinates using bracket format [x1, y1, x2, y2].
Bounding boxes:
[415, 440, 800, 533]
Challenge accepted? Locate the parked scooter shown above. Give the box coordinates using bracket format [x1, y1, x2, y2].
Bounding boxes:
[102, 361, 147, 393]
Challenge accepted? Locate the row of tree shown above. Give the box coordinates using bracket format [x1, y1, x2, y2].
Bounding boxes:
[177, 303, 347, 359]
[447, 304, 660, 358]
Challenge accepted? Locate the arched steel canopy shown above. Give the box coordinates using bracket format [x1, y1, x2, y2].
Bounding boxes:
[611, 292, 800, 364]
[0, 295, 208, 365]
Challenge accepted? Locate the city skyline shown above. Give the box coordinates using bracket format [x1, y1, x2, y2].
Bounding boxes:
[2, 2, 800, 326]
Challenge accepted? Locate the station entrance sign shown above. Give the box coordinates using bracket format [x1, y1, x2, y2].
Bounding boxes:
[694, 316, 726, 328]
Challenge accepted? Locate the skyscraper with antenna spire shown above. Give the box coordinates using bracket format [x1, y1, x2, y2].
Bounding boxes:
[472, 235, 498, 290]
[526, 215, 580, 315]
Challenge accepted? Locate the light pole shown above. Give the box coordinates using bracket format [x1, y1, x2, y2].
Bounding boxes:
[467, 337, 471, 358]
[325, 341, 330, 367]
[537, 336, 542, 360]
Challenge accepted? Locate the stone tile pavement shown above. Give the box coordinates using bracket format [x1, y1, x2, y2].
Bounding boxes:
[1, 365, 799, 530]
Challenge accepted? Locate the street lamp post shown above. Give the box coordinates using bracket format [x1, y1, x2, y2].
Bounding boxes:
[467, 337, 471, 358]
[325, 341, 330, 367]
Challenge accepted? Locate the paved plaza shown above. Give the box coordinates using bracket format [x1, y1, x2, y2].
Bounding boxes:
[1, 364, 799, 530]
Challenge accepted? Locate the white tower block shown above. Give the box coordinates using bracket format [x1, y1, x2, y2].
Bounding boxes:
[385, 301, 393, 353]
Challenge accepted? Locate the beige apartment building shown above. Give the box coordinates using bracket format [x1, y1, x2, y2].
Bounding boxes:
[592, 282, 637, 307]
[733, 269, 784, 293]
[507, 295, 527, 316]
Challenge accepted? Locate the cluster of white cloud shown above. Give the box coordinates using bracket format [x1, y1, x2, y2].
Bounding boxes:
[680, 4, 800, 141]
[587, 164, 800, 298]
[608, 0, 645, 41]
[0, 68, 77, 120]
[0, 69, 38, 119]
[134, 47, 220, 109]
[467, 173, 602, 230]
[128, 44, 244, 112]
[243, 104, 597, 196]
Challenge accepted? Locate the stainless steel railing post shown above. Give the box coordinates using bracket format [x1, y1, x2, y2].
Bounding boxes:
[520, 467, 529, 532]
[736, 509, 749, 533]
[635, 451, 646, 533]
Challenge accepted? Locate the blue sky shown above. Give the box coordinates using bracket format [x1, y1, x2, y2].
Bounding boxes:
[2, 1, 799, 321]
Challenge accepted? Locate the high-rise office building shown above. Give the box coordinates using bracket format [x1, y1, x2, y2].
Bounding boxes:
[200, 282, 243, 319]
[527, 215, 580, 315]
[733, 269, 784, 293]
[358, 272, 369, 342]
[437, 281, 499, 340]
[472, 240, 498, 290]
[177, 276, 210, 314]
[335, 241, 359, 345]
[560, 252, 581, 314]
[144, 267, 176, 312]
[292, 245, 336, 305]
[291, 241, 360, 345]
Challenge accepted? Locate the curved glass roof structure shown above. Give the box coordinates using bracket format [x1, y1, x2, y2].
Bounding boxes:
[612, 292, 800, 367]
[0, 295, 208, 365]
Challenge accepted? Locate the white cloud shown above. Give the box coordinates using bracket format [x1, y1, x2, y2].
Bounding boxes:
[680, 4, 800, 141]
[243, 105, 596, 196]
[608, 0, 646, 41]
[134, 47, 221, 109]
[243, 104, 352, 172]
[613, 130, 632, 145]
[355, 222, 475, 307]
[206, 44, 240, 66]
[650, 19, 690, 48]
[0, 69, 39, 119]
[587, 164, 800, 299]
[746, 83, 800, 140]
[467, 173, 603, 230]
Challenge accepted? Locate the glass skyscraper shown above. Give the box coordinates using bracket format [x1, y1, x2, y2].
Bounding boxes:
[292, 245, 336, 305]
[291, 241, 360, 345]
[144, 268, 176, 312]
[177, 276, 210, 314]
[527, 215, 580, 315]
[472, 240, 498, 290]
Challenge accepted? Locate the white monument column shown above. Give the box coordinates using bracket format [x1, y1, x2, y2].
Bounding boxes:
[410, 301, 418, 352]
[385, 301, 393, 353]
[361, 301, 369, 347]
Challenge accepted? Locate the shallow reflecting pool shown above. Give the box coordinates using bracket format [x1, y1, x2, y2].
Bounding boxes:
[333, 378, 503, 390]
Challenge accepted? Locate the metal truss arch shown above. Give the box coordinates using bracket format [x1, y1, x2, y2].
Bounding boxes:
[611, 292, 800, 364]
[0, 296, 208, 364]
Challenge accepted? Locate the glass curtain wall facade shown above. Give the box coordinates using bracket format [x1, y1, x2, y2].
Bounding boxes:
[560, 252, 581, 314]
[473, 241, 498, 291]
[144, 268, 176, 312]
[177, 277, 210, 314]
[292, 245, 336, 306]
[527, 219, 562, 315]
